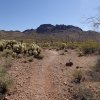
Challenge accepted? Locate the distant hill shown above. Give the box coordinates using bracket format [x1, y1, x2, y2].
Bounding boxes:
[23, 29, 36, 34]
[36, 24, 83, 33]
[0, 24, 100, 42]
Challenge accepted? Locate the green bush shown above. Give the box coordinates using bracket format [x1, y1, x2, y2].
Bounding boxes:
[73, 69, 84, 83]
[2, 49, 12, 58]
[72, 85, 93, 100]
[27, 56, 33, 62]
[34, 54, 44, 60]
[12, 52, 17, 58]
[4, 57, 13, 68]
[0, 61, 13, 97]
[60, 43, 66, 50]
[66, 42, 78, 49]
[0, 66, 6, 78]
[93, 58, 100, 73]
[79, 40, 100, 54]
[0, 81, 8, 95]
[0, 78, 13, 95]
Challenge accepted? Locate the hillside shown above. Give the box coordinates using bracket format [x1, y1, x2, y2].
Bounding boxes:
[0, 24, 100, 42]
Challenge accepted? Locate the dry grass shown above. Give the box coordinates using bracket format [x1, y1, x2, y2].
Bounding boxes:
[71, 84, 93, 100]
[73, 69, 84, 83]
[0, 57, 13, 98]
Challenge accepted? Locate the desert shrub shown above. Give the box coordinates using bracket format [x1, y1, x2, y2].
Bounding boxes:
[98, 48, 100, 54]
[60, 43, 66, 50]
[4, 57, 13, 68]
[2, 49, 12, 58]
[92, 58, 100, 73]
[27, 56, 33, 62]
[0, 43, 4, 51]
[0, 79, 12, 95]
[72, 85, 93, 100]
[40, 43, 50, 48]
[78, 52, 84, 57]
[0, 77, 13, 98]
[64, 49, 68, 52]
[0, 40, 42, 58]
[85, 58, 100, 82]
[12, 52, 17, 58]
[73, 69, 84, 83]
[13, 44, 22, 54]
[0, 52, 3, 58]
[79, 40, 100, 55]
[16, 54, 23, 59]
[0, 66, 6, 78]
[66, 42, 78, 49]
[0, 64, 13, 98]
[34, 54, 44, 60]
[81, 46, 95, 54]
[0, 81, 8, 95]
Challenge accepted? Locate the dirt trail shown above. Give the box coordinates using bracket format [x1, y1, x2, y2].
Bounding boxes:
[8, 50, 64, 100]
[31, 50, 59, 100]
[7, 49, 98, 100]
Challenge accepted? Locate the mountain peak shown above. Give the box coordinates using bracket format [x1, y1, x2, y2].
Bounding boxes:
[36, 24, 83, 33]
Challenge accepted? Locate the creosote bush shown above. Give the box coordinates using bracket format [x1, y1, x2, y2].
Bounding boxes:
[34, 54, 44, 60]
[73, 69, 84, 83]
[12, 52, 17, 58]
[87, 58, 100, 82]
[37, 40, 100, 56]
[3, 57, 13, 68]
[0, 66, 6, 78]
[79, 40, 100, 55]
[27, 56, 33, 62]
[72, 85, 93, 100]
[2, 49, 12, 58]
[93, 58, 100, 73]
[0, 78, 13, 95]
[0, 59, 13, 98]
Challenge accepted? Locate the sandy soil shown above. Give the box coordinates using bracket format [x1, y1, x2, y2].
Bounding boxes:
[7, 49, 99, 100]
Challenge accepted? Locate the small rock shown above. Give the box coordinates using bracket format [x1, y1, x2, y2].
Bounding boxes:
[3, 96, 8, 100]
[76, 66, 79, 69]
[78, 53, 84, 57]
[64, 82, 67, 85]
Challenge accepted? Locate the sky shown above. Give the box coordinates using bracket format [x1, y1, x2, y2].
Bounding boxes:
[0, 0, 100, 31]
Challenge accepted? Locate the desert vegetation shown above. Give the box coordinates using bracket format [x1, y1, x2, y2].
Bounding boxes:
[0, 38, 99, 100]
[0, 56, 13, 99]
[0, 39, 43, 100]
[0, 40, 42, 58]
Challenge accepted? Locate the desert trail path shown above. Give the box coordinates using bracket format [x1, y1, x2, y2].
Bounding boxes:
[31, 50, 60, 100]
[8, 50, 65, 100]
[8, 49, 98, 100]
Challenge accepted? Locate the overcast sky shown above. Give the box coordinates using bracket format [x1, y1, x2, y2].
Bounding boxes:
[0, 0, 100, 31]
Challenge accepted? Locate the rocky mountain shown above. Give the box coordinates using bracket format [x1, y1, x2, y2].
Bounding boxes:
[0, 24, 100, 42]
[36, 24, 83, 33]
[23, 29, 36, 34]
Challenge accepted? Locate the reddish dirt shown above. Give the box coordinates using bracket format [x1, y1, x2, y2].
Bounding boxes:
[7, 49, 99, 100]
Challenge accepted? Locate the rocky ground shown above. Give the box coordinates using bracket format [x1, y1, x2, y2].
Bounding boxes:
[6, 49, 99, 100]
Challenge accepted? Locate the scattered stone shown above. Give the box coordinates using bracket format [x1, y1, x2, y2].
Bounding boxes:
[76, 66, 80, 69]
[78, 52, 84, 57]
[64, 49, 68, 52]
[66, 59, 73, 67]
[64, 82, 67, 85]
[3, 96, 8, 100]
